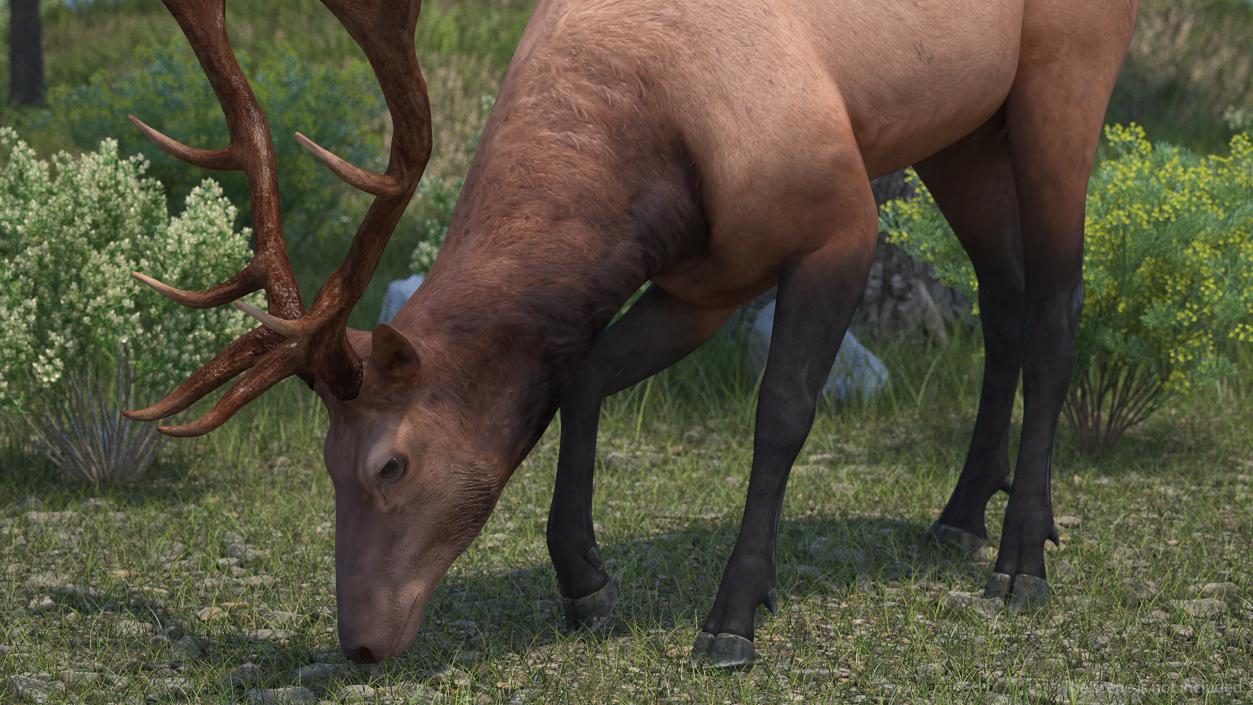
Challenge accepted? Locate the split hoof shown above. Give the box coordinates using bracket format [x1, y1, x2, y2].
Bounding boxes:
[984, 572, 1049, 612]
[923, 522, 987, 556]
[560, 576, 619, 632]
[689, 631, 757, 669]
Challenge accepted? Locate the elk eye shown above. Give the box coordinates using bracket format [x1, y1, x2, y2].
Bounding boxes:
[378, 457, 406, 482]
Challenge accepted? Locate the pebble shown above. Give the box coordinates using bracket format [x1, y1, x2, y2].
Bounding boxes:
[145, 676, 192, 701]
[601, 452, 630, 470]
[246, 686, 317, 704]
[24, 511, 77, 523]
[26, 595, 54, 613]
[1172, 598, 1226, 618]
[58, 670, 98, 687]
[267, 610, 300, 625]
[1199, 582, 1238, 596]
[294, 662, 343, 684]
[248, 629, 289, 642]
[225, 542, 266, 563]
[1055, 515, 1081, 528]
[342, 684, 376, 702]
[115, 618, 155, 637]
[6, 675, 65, 704]
[944, 591, 1003, 618]
[171, 635, 202, 660]
[224, 663, 261, 688]
[197, 606, 225, 621]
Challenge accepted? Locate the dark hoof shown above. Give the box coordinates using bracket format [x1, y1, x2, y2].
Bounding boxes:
[923, 522, 987, 556]
[560, 576, 619, 632]
[984, 572, 1012, 598]
[984, 572, 1049, 612]
[689, 631, 757, 669]
[1008, 574, 1049, 613]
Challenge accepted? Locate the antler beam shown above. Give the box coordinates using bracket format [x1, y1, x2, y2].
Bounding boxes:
[125, 0, 431, 435]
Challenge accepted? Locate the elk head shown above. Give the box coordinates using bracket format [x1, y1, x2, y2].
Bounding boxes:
[125, 0, 499, 662]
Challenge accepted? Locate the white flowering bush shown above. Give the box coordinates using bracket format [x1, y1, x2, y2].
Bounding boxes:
[0, 128, 253, 447]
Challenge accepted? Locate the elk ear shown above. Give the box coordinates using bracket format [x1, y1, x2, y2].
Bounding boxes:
[370, 324, 421, 381]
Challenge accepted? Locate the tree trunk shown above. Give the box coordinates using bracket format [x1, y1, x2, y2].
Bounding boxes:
[8, 0, 45, 106]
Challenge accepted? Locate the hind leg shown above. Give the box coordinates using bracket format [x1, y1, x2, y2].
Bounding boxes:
[914, 117, 1024, 554]
[985, 0, 1137, 606]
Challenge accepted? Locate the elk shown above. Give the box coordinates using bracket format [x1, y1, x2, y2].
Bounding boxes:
[127, 0, 1139, 668]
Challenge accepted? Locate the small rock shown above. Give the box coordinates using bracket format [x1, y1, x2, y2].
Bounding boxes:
[375, 683, 440, 703]
[6, 675, 65, 703]
[26, 595, 54, 613]
[944, 591, 1002, 618]
[115, 618, 155, 636]
[294, 662, 342, 684]
[225, 542, 265, 563]
[248, 629, 289, 642]
[197, 606, 225, 621]
[244, 575, 276, 587]
[1200, 582, 1238, 597]
[342, 684, 376, 702]
[267, 610, 300, 625]
[1028, 657, 1066, 674]
[1172, 598, 1226, 618]
[792, 564, 822, 578]
[1120, 578, 1158, 604]
[146, 676, 192, 701]
[25, 574, 65, 590]
[982, 695, 1010, 705]
[58, 670, 98, 688]
[171, 635, 202, 660]
[601, 452, 630, 470]
[1054, 515, 1081, 528]
[246, 686, 317, 705]
[224, 663, 261, 689]
[24, 511, 77, 523]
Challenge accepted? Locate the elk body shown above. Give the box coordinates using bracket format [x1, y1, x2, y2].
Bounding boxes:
[129, 0, 1139, 667]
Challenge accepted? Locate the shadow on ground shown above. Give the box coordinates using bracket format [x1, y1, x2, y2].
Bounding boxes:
[186, 515, 983, 689]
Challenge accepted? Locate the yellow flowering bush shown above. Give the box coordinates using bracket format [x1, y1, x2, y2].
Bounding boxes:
[882, 125, 1253, 452]
[0, 128, 253, 420]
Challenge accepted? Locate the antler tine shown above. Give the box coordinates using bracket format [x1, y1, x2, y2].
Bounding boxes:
[128, 114, 240, 170]
[294, 132, 405, 197]
[157, 343, 303, 437]
[300, 0, 433, 399]
[132, 267, 261, 309]
[124, 326, 278, 421]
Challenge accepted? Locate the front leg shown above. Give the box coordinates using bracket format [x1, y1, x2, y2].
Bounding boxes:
[549, 286, 733, 629]
[693, 196, 878, 668]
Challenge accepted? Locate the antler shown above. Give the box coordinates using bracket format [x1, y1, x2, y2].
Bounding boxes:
[125, 0, 432, 436]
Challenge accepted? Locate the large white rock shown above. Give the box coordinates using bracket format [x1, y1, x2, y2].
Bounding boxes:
[379, 274, 425, 324]
[748, 300, 889, 402]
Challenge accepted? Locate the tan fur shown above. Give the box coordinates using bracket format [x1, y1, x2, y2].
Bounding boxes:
[328, 0, 1139, 660]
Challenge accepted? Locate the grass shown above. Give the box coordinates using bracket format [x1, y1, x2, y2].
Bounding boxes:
[2, 332, 1250, 704]
[1, 1, 1251, 702]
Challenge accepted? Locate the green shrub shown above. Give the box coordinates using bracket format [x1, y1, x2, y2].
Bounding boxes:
[0, 128, 253, 421]
[27, 41, 386, 293]
[881, 125, 1253, 452]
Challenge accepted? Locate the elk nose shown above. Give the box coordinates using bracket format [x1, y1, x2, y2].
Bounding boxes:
[343, 643, 380, 664]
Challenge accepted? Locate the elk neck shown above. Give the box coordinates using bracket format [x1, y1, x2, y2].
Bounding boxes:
[387, 59, 707, 473]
